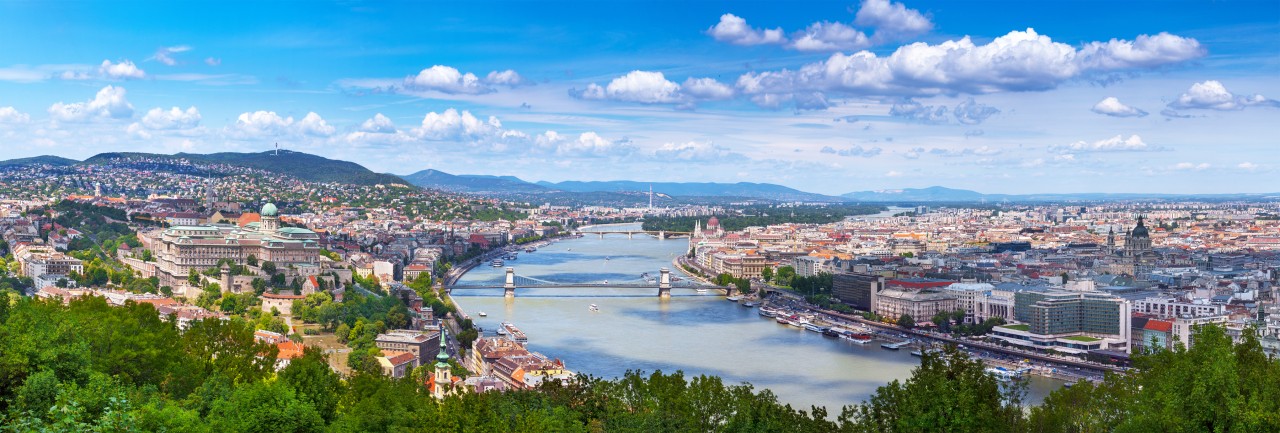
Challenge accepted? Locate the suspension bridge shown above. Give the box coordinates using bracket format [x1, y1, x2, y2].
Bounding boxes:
[447, 267, 726, 297]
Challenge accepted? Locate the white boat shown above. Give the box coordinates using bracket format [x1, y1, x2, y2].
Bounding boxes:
[695, 288, 708, 294]
[477, 311, 487, 317]
[589, 304, 599, 312]
[726, 295, 743, 302]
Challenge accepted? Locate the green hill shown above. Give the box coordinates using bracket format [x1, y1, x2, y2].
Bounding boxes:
[0, 155, 80, 167]
[82, 150, 411, 186]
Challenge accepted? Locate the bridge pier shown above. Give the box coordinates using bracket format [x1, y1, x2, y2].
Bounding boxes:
[504, 267, 515, 297]
[659, 230, 664, 240]
[658, 268, 671, 298]
[627, 232, 633, 240]
[598, 233, 605, 239]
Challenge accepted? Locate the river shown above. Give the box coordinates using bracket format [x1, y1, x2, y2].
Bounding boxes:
[451, 222, 1064, 412]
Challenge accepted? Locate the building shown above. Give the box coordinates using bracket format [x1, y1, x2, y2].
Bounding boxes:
[1122, 216, 1157, 281]
[832, 272, 883, 311]
[944, 282, 1014, 324]
[990, 290, 1132, 354]
[873, 288, 957, 323]
[1132, 296, 1226, 318]
[140, 202, 323, 296]
[375, 329, 441, 368]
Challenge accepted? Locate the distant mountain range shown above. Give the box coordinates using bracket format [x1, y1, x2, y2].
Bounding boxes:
[400, 169, 552, 194]
[400, 169, 844, 202]
[0, 155, 79, 167]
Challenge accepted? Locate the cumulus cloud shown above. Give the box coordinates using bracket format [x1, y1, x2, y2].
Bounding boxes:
[414, 108, 523, 141]
[359, 113, 396, 133]
[233, 111, 294, 136]
[97, 60, 146, 80]
[573, 71, 733, 105]
[1238, 162, 1258, 170]
[402, 65, 526, 95]
[707, 14, 786, 46]
[853, 0, 933, 40]
[1168, 80, 1278, 111]
[151, 45, 192, 66]
[820, 145, 882, 157]
[138, 106, 201, 130]
[0, 107, 31, 124]
[791, 21, 871, 52]
[735, 29, 1203, 105]
[535, 131, 634, 157]
[295, 112, 335, 137]
[1091, 97, 1148, 117]
[48, 85, 134, 122]
[1053, 134, 1157, 153]
[1172, 162, 1210, 171]
[953, 98, 1000, 124]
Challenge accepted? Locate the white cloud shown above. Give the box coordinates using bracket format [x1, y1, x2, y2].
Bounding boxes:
[1054, 134, 1156, 153]
[889, 100, 948, 123]
[1238, 162, 1258, 170]
[151, 45, 192, 66]
[790, 22, 870, 52]
[707, 14, 786, 46]
[233, 111, 294, 136]
[681, 77, 735, 100]
[415, 108, 520, 141]
[1173, 162, 1210, 171]
[885, 170, 902, 177]
[853, 0, 933, 39]
[652, 141, 743, 161]
[205, 57, 221, 66]
[735, 29, 1204, 103]
[48, 85, 134, 122]
[138, 106, 201, 130]
[953, 98, 1000, 124]
[296, 112, 336, 137]
[98, 60, 146, 80]
[820, 145, 882, 157]
[0, 107, 31, 124]
[929, 146, 1001, 157]
[1091, 97, 1148, 117]
[401, 65, 525, 95]
[359, 113, 396, 133]
[574, 71, 734, 105]
[1168, 80, 1278, 111]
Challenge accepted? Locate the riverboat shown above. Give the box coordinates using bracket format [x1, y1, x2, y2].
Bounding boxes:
[843, 333, 875, 344]
[758, 307, 779, 318]
[491, 259, 504, 267]
[501, 322, 528, 345]
[589, 304, 599, 312]
[741, 300, 758, 307]
[881, 341, 910, 350]
[477, 311, 487, 317]
[726, 295, 743, 302]
[525, 247, 537, 253]
[985, 367, 1027, 382]
[695, 288, 708, 294]
[803, 323, 827, 333]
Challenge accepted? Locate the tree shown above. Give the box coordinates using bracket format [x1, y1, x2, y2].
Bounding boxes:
[897, 314, 915, 329]
[246, 255, 258, 267]
[278, 346, 342, 422]
[761, 266, 774, 283]
[840, 346, 1024, 432]
[261, 261, 277, 275]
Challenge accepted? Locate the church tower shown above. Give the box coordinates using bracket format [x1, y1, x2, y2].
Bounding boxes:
[1106, 227, 1116, 254]
[432, 331, 452, 400]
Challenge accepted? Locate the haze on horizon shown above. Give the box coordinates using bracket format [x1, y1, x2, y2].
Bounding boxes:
[0, 0, 1276, 196]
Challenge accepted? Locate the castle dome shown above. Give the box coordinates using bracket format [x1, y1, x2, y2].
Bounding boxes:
[261, 203, 278, 217]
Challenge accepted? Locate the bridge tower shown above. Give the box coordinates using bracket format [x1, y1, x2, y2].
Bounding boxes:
[658, 268, 671, 298]
[598, 233, 605, 239]
[627, 232, 633, 240]
[658, 230, 665, 240]
[504, 267, 516, 297]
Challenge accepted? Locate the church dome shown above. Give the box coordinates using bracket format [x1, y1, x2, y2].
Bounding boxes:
[1131, 216, 1149, 238]
[261, 203, 278, 217]
[707, 216, 719, 228]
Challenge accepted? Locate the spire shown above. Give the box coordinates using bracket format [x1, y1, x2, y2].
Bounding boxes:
[435, 329, 450, 368]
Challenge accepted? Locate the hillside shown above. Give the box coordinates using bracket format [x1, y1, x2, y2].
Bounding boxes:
[540, 180, 843, 202]
[401, 169, 553, 194]
[842, 186, 1280, 203]
[0, 155, 80, 167]
[82, 150, 410, 186]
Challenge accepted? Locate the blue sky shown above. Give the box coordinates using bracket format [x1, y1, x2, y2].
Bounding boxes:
[0, 0, 1276, 195]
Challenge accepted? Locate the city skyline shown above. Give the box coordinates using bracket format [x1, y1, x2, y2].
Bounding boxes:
[0, 0, 1276, 195]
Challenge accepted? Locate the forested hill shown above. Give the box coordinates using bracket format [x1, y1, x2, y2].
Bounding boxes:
[81, 150, 410, 186]
[0, 155, 80, 167]
[642, 204, 886, 232]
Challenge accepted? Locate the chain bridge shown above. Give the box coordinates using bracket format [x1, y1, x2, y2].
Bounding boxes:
[447, 267, 725, 297]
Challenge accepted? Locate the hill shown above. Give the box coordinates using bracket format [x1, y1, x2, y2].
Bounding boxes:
[82, 150, 409, 186]
[843, 186, 1280, 203]
[842, 186, 988, 202]
[401, 169, 553, 194]
[0, 155, 80, 167]
[539, 180, 843, 202]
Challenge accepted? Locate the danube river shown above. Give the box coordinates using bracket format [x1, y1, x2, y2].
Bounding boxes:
[451, 223, 1064, 411]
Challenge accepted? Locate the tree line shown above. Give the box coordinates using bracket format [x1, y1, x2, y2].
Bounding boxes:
[1, 295, 1277, 432]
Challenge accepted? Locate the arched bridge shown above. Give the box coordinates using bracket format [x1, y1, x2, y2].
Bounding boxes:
[574, 230, 691, 239]
[447, 267, 727, 297]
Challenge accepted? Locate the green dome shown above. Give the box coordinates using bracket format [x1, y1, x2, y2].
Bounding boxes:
[261, 203, 278, 217]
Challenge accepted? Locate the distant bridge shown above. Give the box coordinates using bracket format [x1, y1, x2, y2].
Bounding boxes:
[447, 268, 727, 297]
[574, 229, 691, 239]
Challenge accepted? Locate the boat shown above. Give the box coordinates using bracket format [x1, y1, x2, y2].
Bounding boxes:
[589, 304, 599, 312]
[726, 295, 742, 302]
[776, 315, 795, 326]
[758, 308, 778, 318]
[741, 301, 758, 307]
[881, 341, 910, 350]
[803, 323, 827, 333]
[501, 322, 528, 345]
[985, 367, 1026, 382]
[843, 333, 875, 344]
[695, 288, 708, 294]
[490, 259, 504, 267]
[477, 311, 487, 317]
[525, 247, 537, 253]
[496, 325, 508, 336]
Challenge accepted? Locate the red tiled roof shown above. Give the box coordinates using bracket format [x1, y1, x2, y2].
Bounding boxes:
[1144, 320, 1173, 333]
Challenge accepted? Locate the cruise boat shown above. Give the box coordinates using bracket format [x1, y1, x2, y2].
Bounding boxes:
[490, 259, 504, 267]
[803, 323, 827, 333]
[758, 307, 779, 318]
[843, 333, 875, 344]
[726, 295, 743, 302]
[501, 322, 528, 345]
